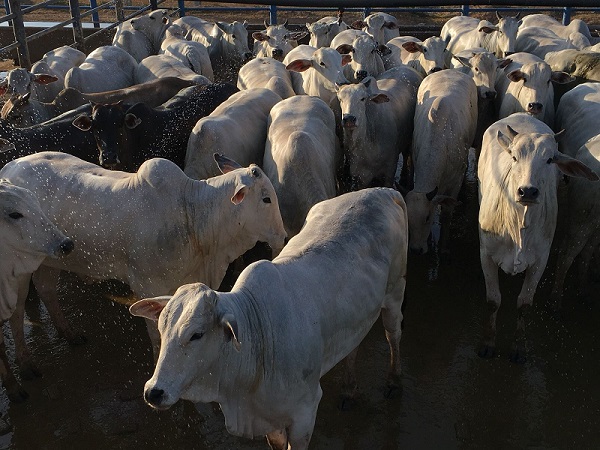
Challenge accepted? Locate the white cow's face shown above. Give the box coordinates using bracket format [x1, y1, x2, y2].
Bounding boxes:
[133, 283, 238, 409]
[456, 51, 507, 100]
[505, 62, 562, 120]
[287, 47, 351, 92]
[253, 24, 296, 61]
[346, 34, 385, 81]
[405, 189, 438, 255]
[307, 21, 331, 48]
[217, 21, 253, 61]
[0, 181, 73, 268]
[337, 79, 388, 132]
[130, 9, 170, 43]
[495, 17, 521, 58]
[0, 68, 57, 98]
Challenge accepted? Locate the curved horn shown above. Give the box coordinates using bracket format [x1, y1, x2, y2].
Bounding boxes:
[426, 186, 439, 202]
[283, 19, 289, 27]
[496, 11, 503, 21]
[264, 19, 269, 29]
[506, 125, 519, 140]
[513, 11, 521, 20]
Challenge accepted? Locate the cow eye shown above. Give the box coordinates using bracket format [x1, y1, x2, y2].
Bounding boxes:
[474, 67, 479, 72]
[190, 332, 204, 342]
[263, 197, 272, 204]
[9, 212, 23, 219]
[512, 156, 517, 162]
[319, 61, 326, 67]
[232, 35, 237, 39]
[251, 167, 260, 177]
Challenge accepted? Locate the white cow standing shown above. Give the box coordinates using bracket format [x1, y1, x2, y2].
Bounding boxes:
[65, 46, 138, 93]
[307, 14, 348, 48]
[385, 36, 449, 77]
[0, 180, 74, 402]
[160, 24, 214, 81]
[350, 12, 400, 45]
[332, 31, 389, 82]
[112, 9, 171, 63]
[252, 20, 308, 61]
[336, 67, 422, 191]
[550, 83, 600, 308]
[0, 153, 287, 356]
[28, 46, 86, 102]
[263, 95, 339, 238]
[477, 113, 598, 362]
[405, 69, 477, 255]
[520, 13, 594, 45]
[130, 187, 408, 450]
[134, 54, 211, 85]
[185, 88, 283, 180]
[237, 57, 295, 99]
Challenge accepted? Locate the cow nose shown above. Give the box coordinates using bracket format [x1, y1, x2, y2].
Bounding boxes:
[518, 186, 539, 201]
[429, 67, 442, 74]
[355, 70, 368, 81]
[527, 102, 543, 114]
[483, 91, 497, 99]
[272, 48, 283, 59]
[60, 239, 74, 255]
[144, 388, 165, 406]
[342, 114, 357, 129]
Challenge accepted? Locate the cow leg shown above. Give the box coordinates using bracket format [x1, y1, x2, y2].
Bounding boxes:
[286, 386, 322, 450]
[339, 347, 358, 410]
[511, 261, 546, 364]
[0, 325, 28, 402]
[479, 253, 501, 359]
[9, 273, 41, 380]
[32, 266, 85, 344]
[381, 276, 406, 398]
[266, 429, 288, 450]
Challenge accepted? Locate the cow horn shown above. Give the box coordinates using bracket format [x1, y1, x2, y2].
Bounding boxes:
[513, 11, 521, 20]
[283, 19, 289, 27]
[554, 129, 566, 141]
[426, 186, 438, 202]
[506, 125, 519, 139]
[496, 11, 502, 20]
[264, 19, 269, 29]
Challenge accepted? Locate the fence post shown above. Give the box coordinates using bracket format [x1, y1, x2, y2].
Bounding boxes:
[7, 0, 30, 68]
[90, 0, 100, 28]
[69, 0, 86, 52]
[562, 7, 572, 25]
[178, 0, 186, 17]
[461, 4, 470, 16]
[3, 0, 8, 17]
[269, 4, 277, 25]
[150, 0, 158, 11]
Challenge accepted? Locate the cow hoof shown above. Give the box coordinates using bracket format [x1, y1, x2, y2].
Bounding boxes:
[7, 386, 29, 403]
[68, 334, 88, 345]
[337, 395, 356, 411]
[509, 349, 526, 364]
[19, 364, 42, 381]
[477, 345, 496, 359]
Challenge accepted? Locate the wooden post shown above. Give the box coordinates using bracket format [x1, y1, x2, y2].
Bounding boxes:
[69, 0, 86, 52]
[115, 0, 124, 22]
[7, 0, 30, 68]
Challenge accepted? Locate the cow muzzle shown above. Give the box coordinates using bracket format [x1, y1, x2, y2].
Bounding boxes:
[482, 90, 497, 100]
[517, 186, 539, 204]
[527, 102, 543, 115]
[144, 387, 170, 410]
[272, 48, 284, 60]
[355, 70, 368, 81]
[342, 114, 357, 130]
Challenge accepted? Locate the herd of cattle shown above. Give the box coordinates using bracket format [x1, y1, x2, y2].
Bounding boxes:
[1, 7, 600, 449]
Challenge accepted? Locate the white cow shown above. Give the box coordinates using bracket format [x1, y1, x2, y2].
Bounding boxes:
[134, 54, 211, 85]
[495, 52, 573, 126]
[113, 9, 171, 63]
[405, 69, 477, 255]
[520, 13, 593, 45]
[173, 17, 253, 83]
[515, 27, 587, 60]
[28, 46, 86, 102]
[386, 36, 448, 77]
[336, 67, 422, 190]
[477, 113, 598, 362]
[544, 49, 600, 83]
[185, 88, 283, 180]
[263, 95, 338, 237]
[441, 13, 521, 58]
[0, 180, 73, 402]
[332, 31, 389, 82]
[284, 45, 351, 106]
[130, 187, 408, 450]
[0, 153, 286, 354]
[65, 46, 138, 93]
[159, 24, 214, 81]
[307, 14, 348, 48]
[0, 68, 58, 99]
[350, 12, 400, 45]
[252, 20, 308, 61]
[237, 57, 295, 99]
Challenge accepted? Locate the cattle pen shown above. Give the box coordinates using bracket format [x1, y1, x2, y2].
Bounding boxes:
[1, 1, 600, 449]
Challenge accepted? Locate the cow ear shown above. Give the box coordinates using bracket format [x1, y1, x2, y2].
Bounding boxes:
[402, 41, 424, 54]
[376, 44, 392, 56]
[335, 44, 354, 54]
[220, 313, 241, 352]
[214, 153, 243, 174]
[479, 26, 497, 34]
[370, 93, 390, 103]
[243, 20, 248, 29]
[129, 297, 171, 321]
[341, 54, 352, 66]
[252, 32, 269, 42]
[231, 184, 247, 205]
[0, 138, 16, 154]
[497, 128, 515, 152]
[507, 69, 526, 83]
[215, 21, 229, 33]
[286, 59, 312, 72]
[550, 71, 575, 84]
[453, 55, 471, 68]
[553, 153, 599, 181]
[72, 114, 92, 131]
[125, 113, 141, 129]
[33, 74, 59, 85]
[425, 186, 438, 202]
[498, 58, 512, 69]
[384, 21, 399, 30]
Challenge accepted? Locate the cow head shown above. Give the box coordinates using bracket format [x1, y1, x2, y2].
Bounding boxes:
[131, 283, 240, 410]
[130, 9, 171, 50]
[252, 21, 307, 61]
[286, 46, 351, 92]
[307, 17, 348, 48]
[0, 93, 34, 127]
[454, 51, 511, 100]
[337, 33, 387, 82]
[0, 180, 74, 267]
[351, 12, 399, 46]
[402, 36, 448, 76]
[489, 12, 522, 58]
[217, 21, 253, 62]
[496, 124, 598, 206]
[0, 68, 58, 97]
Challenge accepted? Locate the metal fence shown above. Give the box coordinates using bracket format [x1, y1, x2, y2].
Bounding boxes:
[2, 0, 599, 69]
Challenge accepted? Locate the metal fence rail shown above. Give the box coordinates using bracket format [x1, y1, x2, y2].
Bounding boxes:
[1, 1, 599, 70]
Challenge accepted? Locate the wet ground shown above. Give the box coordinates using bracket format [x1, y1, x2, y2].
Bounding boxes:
[0, 155, 599, 449]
